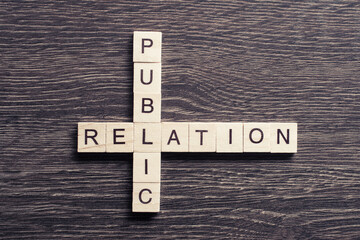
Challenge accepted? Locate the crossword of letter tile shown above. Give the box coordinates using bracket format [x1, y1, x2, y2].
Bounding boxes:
[77, 31, 298, 213]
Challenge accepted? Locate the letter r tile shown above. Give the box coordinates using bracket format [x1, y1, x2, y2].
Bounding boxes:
[78, 122, 106, 152]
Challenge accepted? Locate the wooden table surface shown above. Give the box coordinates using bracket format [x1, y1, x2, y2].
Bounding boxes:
[1, 1, 359, 239]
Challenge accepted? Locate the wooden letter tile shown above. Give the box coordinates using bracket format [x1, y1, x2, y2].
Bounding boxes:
[133, 123, 161, 152]
[133, 31, 162, 63]
[106, 123, 133, 153]
[216, 123, 243, 153]
[270, 123, 297, 153]
[189, 123, 216, 152]
[133, 153, 161, 182]
[134, 63, 161, 93]
[161, 122, 189, 152]
[133, 92, 161, 123]
[243, 123, 270, 152]
[133, 182, 160, 212]
[78, 122, 106, 152]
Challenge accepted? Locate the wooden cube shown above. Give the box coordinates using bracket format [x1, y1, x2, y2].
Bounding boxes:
[243, 123, 270, 152]
[189, 123, 216, 152]
[270, 123, 297, 153]
[133, 123, 161, 152]
[106, 123, 133, 153]
[133, 31, 162, 63]
[133, 92, 161, 123]
[132, 182, 160, 212]
[216, 123, 243, 153]
[134, 63, 161, 93]
[133, 153, 161, 182]
[78, 122, 106, 152]
[161, 122, 189, 152]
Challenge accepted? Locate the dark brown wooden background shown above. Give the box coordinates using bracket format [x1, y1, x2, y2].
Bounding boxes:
[1, 0, 359, 239]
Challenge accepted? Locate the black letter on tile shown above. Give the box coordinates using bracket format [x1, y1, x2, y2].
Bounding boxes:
[142, 128, 153, 145]
[277, 129, 290, 144]
[142, 98, 154, 113]
[249, 128, 263, 144]
[142, 39, 153, 53]
[113, 129, 125, 144]
[85, 129, 98, 145]
[141, 69, 153, 85]
[145, 159, 148, 175]
[167, 130, 180, 145]
[196, 130, 208, 145]
[229, 129, 233, 144]
[139, 188, 152, 204]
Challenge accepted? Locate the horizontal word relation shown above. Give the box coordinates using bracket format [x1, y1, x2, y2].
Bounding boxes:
[78, 122, 297, 153]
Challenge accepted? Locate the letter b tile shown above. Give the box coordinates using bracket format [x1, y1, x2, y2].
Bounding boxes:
[133, 93, 161, 122]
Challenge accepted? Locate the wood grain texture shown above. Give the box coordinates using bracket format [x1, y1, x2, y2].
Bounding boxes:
[1, 0, 359, 239]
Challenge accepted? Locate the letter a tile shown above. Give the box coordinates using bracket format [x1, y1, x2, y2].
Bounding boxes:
[162, 122, 189, 152]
